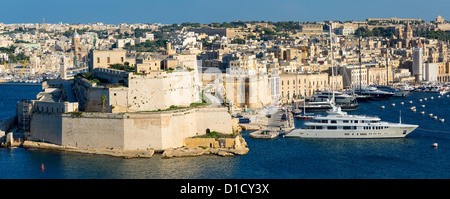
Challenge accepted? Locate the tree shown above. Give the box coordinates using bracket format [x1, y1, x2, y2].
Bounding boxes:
[231, 38, 245, 44]
[101, 94, 107, 113]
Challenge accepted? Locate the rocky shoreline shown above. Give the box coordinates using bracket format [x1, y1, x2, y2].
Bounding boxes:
[162, 147, 249, 158]
[21, 140, 249, 159]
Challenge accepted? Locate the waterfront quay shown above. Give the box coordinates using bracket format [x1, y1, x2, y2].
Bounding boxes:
[237, 106, 295, 136]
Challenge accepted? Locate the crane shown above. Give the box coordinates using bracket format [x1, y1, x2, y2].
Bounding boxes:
[21, 58, 27, 75]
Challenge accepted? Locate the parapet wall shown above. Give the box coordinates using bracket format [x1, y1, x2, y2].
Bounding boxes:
[73, 77, 109, 112]
[29, 107, 232, 151]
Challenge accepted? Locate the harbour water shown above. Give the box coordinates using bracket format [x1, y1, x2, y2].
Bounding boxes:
[2, 84, 450, 179]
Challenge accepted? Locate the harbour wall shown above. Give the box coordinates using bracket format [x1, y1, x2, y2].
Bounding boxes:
[29, 107, 232, 151]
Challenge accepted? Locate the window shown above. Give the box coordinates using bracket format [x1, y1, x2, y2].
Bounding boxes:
[354, 120, 358, 123]
[331, 120, 337, 123]
[97, 57, 100, 63]
[321, 120, 328, 123]
[343, 120, 349, 123]
[316, 126, 323, 129]
[328, 126, 337, 130]
[107, 57, 111, 63]
[121, 57, 124, 62]
[343, 126, 351, 130]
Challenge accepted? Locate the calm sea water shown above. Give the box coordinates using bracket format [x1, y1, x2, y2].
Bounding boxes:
[2, 84, 450, 179]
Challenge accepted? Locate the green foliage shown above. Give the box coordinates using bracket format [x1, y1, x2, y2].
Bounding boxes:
[101, 94, 107, 103]
[189, 102, 211, 108]
[84, 72, 93, 80]
[271, 21, 300, 32]
[180, 22, 202, 28]
[260, 27, 277, 36]
[209, 21, 242, 28]
[126, 39, 167, 52]
[193, 131, 236, 139]
[0, 45, 16, 53]
[231, 38, 245, 44]
[415, 29, 450, 41]
[7, 53, 29, 63]
[70, 111, 83, 118]
[109, 63, 135, 72]
[15, 40, 30, 43]
[62, 28, 88, 38]
[0, 45, 29, 63]
[134, 28, 153, 38]
[354, 27, 395, 38]
[160, 23, 183, 32]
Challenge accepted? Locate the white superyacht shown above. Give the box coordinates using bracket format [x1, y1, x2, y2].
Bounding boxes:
[285, 21, 418, 139]
[285, 102, 418, 138]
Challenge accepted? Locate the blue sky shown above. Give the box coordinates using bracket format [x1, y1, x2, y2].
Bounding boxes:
[1, 0, 448, 24]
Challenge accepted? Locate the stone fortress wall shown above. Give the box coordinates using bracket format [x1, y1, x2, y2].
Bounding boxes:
[29, 107, 232, 151]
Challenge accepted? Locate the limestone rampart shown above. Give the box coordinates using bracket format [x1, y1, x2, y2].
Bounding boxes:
[29, 107, 232, 151]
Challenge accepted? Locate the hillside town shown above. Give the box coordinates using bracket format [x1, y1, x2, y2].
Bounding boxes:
[1, 17, 450, 102]
[1, 17, 450, 157]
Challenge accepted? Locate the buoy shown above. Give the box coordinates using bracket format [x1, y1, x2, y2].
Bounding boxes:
[391, 103, 395, 107]
[433, 116, 438, 119]
[412, 109, 416, 112]
[421, 105, 425, 108]
[440, 118, 445, 122]
[41, 164, 45, 170]
[400, 102, 404, 105]
[424, 98, 427, 101]
[438, 96, 441, 98]
[409, 101, 413, 104]
[419, 99, 422, 102]
[380, 106, 385, 109]
[420, 111, 425, 115]
[432, 143, 438, 148]
[428, 113, 433, 117]
[410, 106, 416, 110]
[447, 95, 449, 97]
[430, 97, 434, 100]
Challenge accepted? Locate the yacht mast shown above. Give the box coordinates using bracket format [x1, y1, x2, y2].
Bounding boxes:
[329, 22, 335, 104]
[386, 56, 389, 86]
[358, 24, 362, 94]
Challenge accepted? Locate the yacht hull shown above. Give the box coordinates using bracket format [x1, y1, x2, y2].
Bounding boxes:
[285, 124, 417, 138]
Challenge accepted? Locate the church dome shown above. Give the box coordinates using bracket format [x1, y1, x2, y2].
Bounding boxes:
[73, 30, 80, 38]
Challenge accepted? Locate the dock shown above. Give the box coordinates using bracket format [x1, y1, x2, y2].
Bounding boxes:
[239, 106, 295, 138]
